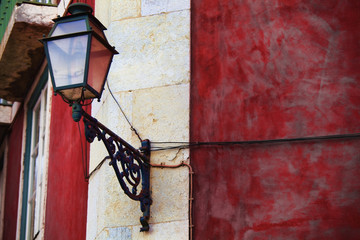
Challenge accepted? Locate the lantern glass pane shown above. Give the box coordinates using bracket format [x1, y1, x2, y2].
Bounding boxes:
[51, 19, 87, 37]
[87, 36, 114, 95]
[47, 35, 88, 88]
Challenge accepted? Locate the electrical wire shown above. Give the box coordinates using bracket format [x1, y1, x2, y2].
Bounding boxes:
[88, 156, 110, 179]
[106, 80, 143, 142]
[150, 132, 360, 151]
[150, 161, 194, 240]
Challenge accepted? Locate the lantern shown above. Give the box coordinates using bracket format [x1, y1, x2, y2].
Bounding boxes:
[41, 3, 118, 102]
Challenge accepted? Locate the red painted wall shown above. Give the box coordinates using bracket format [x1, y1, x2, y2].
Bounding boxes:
[2, 109, 24, 240]
[191, 0, 360, 239]
[44, 96, 90, 240]
[45, 1, 94, 238]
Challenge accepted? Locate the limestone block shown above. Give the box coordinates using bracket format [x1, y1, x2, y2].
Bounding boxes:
[96, 227, 132, 240]
[90, 89, 136, 171]
[150, 167, 189, 223]
[89, 94, 110, 172]
[106, 10, 190, 92]
[91, 93, 106, 119]
[94, 164, 142, 231]
[95, 0, 111, 27]
[131, 83, 189, 144]
[87, 149, 189, 238]
[141, 0, 190, 16]
[131, 84, 189, 141]
[86, 169, 100, 240]
[110, 0, 141, 21]
[150, 148, 189, 165]
[89, 138, 108, 173]
[93, 89, 133, 136]
[131, 84, 189, 165]
[132, 220, 188, 240]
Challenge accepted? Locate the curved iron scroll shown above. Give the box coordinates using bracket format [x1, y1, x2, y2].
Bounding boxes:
[77, 107, 152, 232]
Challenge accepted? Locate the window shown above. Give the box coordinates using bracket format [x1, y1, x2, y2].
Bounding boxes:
[25, 85, 48, 240]
[20, 69, 50, 240]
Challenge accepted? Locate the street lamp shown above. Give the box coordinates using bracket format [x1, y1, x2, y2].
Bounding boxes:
[42, 3, 117, 102]
[41, 3, 152, 232]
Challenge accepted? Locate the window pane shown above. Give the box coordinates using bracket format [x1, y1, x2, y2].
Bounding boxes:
[27, 85, 49, 240]
[33, 106, 40, 147]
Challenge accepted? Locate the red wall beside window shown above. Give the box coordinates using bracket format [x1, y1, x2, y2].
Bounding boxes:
[45, 1, 94, 239]
[44, 95, 90, 240]
[2, 109, 24, 240]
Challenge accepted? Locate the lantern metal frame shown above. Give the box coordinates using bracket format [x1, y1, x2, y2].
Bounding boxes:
[41, 4, 118, 102]
[41, 3, 152, 232]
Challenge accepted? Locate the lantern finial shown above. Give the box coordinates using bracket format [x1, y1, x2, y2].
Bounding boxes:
[68, 3, 93, 15]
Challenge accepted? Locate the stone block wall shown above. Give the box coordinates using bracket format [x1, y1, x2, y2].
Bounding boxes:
[87, 0, 190, 239]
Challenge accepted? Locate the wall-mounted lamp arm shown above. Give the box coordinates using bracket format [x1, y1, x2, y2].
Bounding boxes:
[72, 103, 152, 232]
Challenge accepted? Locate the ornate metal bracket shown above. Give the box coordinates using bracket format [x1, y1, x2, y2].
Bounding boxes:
[72, 103, 152, 231]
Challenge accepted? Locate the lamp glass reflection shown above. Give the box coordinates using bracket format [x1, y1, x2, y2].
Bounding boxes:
[51, 19, 87, 36]
[48, 35, 88, 88]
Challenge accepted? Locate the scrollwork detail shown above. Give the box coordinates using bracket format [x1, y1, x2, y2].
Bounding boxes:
[83, 117, 151, 231]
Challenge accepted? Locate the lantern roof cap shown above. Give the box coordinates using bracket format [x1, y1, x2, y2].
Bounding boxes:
[51, 3, 107, 32]
[68, 3, 93, 15]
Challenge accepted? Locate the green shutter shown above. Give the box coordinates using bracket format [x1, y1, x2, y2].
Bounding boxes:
[0, 0, 16, 42]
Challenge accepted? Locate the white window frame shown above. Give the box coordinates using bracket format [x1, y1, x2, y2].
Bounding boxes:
[14, 63, 52, 240]
[25, 83, 50, 240]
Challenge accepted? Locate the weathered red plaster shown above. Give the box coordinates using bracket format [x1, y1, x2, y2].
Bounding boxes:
[44, 95, 90, 240]
[2, 109, 24, 240]
[44, 1, 94, 238]
[191, 0, 360, 239]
